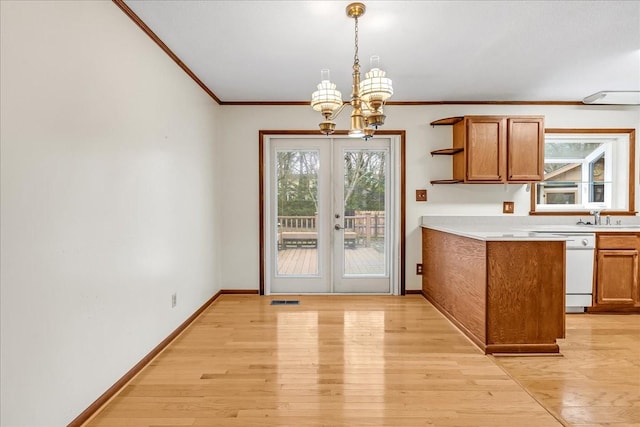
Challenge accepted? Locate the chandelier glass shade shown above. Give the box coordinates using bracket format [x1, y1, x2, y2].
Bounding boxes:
[310, 2, 393, 140]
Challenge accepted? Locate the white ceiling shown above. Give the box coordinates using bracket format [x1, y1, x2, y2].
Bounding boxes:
[122, 0, 640, 104]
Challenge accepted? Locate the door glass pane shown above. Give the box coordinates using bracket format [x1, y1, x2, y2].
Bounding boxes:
[343, 150, 386, 276]
[276, 150, 320, 276]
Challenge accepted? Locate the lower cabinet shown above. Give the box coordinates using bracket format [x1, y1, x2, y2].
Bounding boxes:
[422, 228, 565, 353]
[591, 233, 640, 312]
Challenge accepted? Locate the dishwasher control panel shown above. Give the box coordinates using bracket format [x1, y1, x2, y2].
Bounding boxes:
[563, 234, 596, 249]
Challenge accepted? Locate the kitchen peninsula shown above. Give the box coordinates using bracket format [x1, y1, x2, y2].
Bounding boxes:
[421, 224, 566, 354]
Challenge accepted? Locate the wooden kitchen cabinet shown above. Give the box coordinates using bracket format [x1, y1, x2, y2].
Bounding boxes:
[464, 116, 505, 181]
[422, 227, 565, 354]
[590, 233, 640, 312]
[429, 115, 544, 184]
[506, 117, 546, 181]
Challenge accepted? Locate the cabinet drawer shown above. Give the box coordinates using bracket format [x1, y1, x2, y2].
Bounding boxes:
[597, 234, 639, 250]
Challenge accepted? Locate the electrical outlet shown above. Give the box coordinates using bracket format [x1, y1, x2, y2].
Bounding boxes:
[503, 201, 515, 214]
[416, 189, 427, 202]
[416, 263, 423, 275]
[171, 293, 177, 308]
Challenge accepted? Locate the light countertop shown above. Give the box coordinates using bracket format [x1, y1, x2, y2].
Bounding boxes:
[421, 218, 640, 242]
[421, 224, 569, 241]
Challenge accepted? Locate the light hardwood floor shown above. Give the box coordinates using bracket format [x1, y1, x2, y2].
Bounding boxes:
[493, 313, 640, 426]
[83, 295, 639, 426]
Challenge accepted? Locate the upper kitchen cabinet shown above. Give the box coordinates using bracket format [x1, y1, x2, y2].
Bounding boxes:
[430, 115, 544, 184]
[506, 117, 545, 181]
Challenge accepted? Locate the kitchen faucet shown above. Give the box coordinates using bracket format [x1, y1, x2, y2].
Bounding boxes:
[590, 210, 602, 225]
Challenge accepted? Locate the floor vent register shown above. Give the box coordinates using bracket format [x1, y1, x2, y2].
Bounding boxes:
[270, 300, 300, 306]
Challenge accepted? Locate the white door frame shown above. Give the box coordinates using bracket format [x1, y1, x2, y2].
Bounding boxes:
[261, 132, 402, 295]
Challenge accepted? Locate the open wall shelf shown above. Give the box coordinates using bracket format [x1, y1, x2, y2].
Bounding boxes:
[430, 179, 463, 184]
[430, 117, 463, 126]
[430, 148, 463, 156]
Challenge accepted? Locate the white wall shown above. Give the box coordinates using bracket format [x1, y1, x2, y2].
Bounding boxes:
[0, 1, 221, 425]
[219, 104, 639, 293]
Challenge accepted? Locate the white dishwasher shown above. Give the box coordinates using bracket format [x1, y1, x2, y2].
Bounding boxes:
[560, 233, 596, 313]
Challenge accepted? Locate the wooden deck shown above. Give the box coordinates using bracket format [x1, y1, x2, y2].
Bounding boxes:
[277, 247, 385, 275]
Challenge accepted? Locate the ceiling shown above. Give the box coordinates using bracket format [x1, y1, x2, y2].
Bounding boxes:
[121, 0, 640, 104]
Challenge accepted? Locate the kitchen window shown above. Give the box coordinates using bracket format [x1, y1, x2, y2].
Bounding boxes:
[530, 129, 636, 215]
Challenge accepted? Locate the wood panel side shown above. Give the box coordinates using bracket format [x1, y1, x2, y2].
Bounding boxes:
[452, 121, 465, 181]
[422, 228, 487, 343]
[486, 241, 565, 348]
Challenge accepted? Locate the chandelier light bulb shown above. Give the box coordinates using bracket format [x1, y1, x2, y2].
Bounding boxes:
[360, 55, 393, 105]
[310, 69, 343, 114]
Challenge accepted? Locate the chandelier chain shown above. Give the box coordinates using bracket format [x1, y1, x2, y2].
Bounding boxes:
[353, 15, 359, 66]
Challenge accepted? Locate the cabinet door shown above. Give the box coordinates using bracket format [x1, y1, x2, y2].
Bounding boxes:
[507, 117, 544, 182]
[465, 117, 506, 182]
[595, 249, 638, 306]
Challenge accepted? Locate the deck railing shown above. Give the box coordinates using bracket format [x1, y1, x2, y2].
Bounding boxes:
[278, 211, 385, 246]
[278, 216, 317, 231]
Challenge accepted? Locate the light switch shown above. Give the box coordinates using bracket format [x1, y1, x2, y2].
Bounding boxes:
[416, 189, 427, 202]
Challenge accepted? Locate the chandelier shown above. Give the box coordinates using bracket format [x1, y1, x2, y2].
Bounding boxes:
[310, 2, 393, 140]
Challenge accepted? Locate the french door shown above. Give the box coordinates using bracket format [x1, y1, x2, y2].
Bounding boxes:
[264, 135, 398, 294]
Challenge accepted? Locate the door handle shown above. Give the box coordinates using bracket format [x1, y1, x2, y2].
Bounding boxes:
[334, 224, 344, 230]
